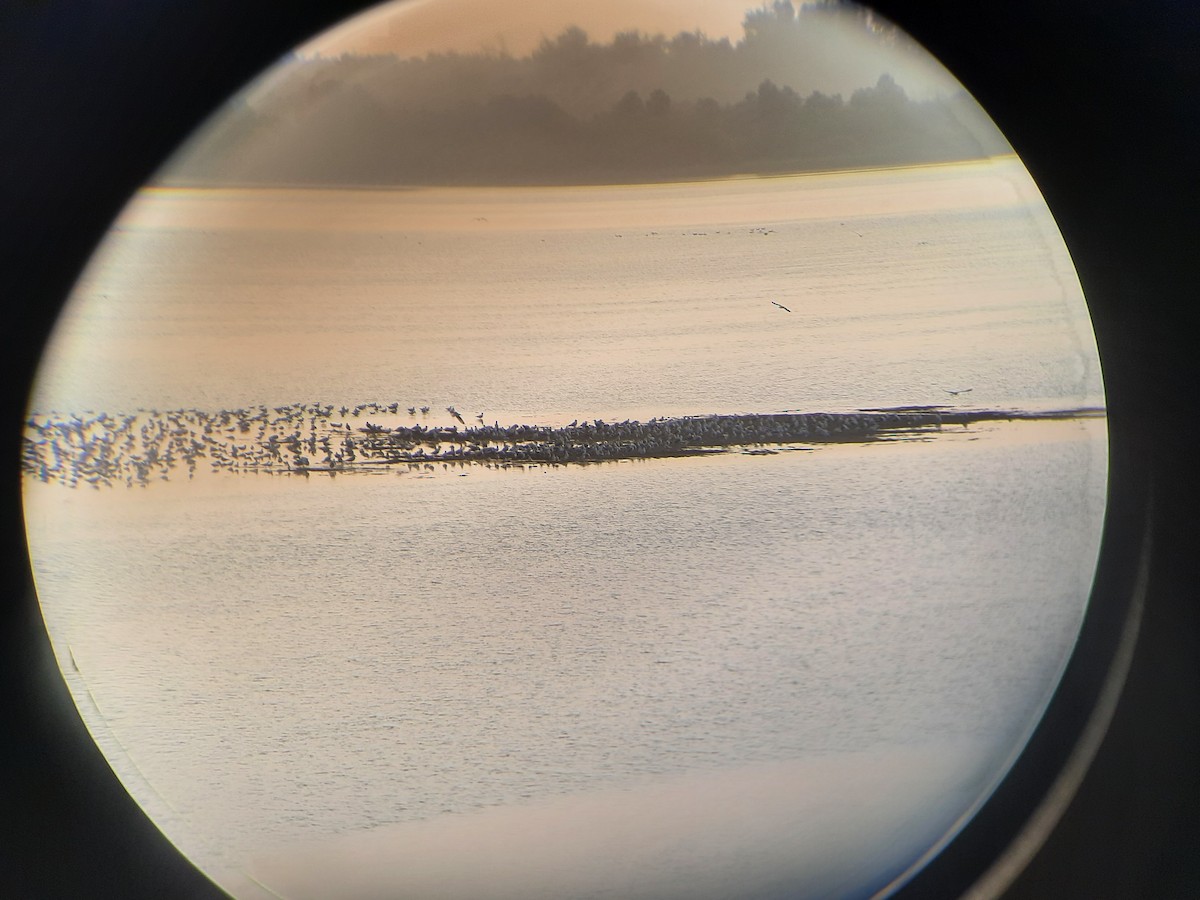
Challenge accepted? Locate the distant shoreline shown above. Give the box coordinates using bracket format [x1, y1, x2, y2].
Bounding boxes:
[22, 404, 1105, 488]
[154, 154, 1019, 193]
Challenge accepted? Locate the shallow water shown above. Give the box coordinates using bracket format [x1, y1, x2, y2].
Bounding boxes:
[25, 417, 1106, 893]
[24, 159, 1107, 897]
[34, 159, 1101, 418]
[242, 743, 1000, 900]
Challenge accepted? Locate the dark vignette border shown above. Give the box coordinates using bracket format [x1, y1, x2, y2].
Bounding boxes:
[1, 2, 1196, 897]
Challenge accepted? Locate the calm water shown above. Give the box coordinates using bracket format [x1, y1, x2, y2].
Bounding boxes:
[24, 159, 1107, 898]
[36, 158, 1100, 419]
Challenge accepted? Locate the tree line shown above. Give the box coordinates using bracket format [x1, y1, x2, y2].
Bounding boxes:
[172, 2, 1009, 186]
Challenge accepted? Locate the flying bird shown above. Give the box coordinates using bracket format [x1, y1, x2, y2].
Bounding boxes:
[943, 387, 973, 396]
[771, 301, 792, 312]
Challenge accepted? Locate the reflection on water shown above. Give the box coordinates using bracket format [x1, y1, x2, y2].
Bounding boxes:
[24, 159, 1106, 898]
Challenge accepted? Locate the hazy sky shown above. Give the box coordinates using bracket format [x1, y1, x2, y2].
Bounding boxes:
[301, 0, 777, 58]
[294, 0, 961, 99]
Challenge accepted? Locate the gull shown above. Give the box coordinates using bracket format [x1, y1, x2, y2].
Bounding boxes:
[771, 301, 792, 312]
[943, 387, 973, 396]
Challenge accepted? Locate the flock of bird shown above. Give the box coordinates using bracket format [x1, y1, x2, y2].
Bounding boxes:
[21, 400, 984, 489]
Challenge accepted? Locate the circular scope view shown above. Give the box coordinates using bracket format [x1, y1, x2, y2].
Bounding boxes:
[22, 2, 1106, 897]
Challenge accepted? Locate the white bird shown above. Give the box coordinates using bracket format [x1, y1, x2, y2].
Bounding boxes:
[771, 301, 792, 312]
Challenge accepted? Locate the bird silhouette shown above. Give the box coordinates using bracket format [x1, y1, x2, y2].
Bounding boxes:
[943, 388, 973, 396]
[771, 301, 792, 312]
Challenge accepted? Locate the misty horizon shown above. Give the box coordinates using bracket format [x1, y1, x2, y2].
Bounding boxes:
[168, 2, 1009, 188]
